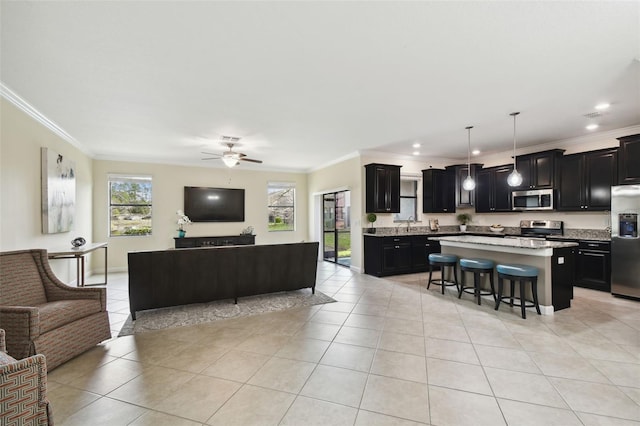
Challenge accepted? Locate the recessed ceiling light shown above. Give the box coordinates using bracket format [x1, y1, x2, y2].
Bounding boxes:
[594, 103, 610, 111]
[412, 151, 420, 156]
[412, 143, 421, 148]
[586, 123, 599, 131]
[472, 149, 480, 155]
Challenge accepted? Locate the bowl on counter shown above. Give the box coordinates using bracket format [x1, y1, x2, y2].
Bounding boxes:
[489, 226, 504, 233]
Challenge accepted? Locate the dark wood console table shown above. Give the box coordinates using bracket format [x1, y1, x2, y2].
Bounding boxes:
[174, 235, 256, 249]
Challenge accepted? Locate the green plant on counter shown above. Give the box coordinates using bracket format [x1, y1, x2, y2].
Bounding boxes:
[366, 213, 377, 228]
[456, 213, 472, 225]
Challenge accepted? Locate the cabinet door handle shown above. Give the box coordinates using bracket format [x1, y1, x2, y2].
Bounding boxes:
[395, 245, 400, 249]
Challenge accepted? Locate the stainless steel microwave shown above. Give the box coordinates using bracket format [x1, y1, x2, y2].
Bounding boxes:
[512, 189, 554, 211]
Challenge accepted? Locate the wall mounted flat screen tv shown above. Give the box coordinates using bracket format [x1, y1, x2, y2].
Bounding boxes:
[184, 186, 245, 222]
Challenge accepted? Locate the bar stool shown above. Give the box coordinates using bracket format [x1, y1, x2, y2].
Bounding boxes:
[427, 253, 459, 294]
[458, 258, 496, 305]
[495, 264, 541, 319]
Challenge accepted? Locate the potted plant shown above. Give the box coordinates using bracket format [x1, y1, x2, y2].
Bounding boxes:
[366, 213, 377, 234]
[456, 213, 472, 232]
[176, 209, 191, 238]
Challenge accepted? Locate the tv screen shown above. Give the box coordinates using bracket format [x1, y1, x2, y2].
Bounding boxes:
[184, 187, 245, 222]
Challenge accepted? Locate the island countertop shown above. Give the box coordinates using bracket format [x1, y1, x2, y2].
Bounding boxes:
[432, 235, 577, 257]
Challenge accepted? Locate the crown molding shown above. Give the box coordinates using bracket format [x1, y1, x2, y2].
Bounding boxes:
[0, 82, 93, 156]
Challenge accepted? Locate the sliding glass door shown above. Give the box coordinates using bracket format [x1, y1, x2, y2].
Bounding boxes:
[323, 191, 351, 267]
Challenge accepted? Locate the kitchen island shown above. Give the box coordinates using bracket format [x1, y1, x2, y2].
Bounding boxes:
[433, 235, 578, 314]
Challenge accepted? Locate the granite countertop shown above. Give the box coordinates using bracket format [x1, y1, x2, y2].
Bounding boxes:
[363, 226, 611, 241]
[432, 235, 578, 249]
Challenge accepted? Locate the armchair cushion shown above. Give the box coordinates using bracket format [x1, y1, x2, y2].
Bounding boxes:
[37, 300, 102, 334]
[1, 252, 47, 306]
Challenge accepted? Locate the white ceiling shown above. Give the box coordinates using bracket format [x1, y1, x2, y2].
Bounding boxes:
[2, 1, 639, 172]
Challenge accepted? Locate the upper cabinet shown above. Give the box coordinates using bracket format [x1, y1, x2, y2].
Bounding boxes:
[617, 134, 640, 185]
[513, 149, 564, 190]
[558, 148, 618, 211]
[445, 163, 483, 208]
[475, 165, 513, 213]
[422, 169, 455, 213]
[365, 163, 402, 213]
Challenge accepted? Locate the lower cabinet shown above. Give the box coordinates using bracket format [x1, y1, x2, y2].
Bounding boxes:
[364, 235, 441, 277]
[575, 241, 611, 292]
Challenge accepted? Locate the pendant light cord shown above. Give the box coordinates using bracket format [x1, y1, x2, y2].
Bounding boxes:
[511, 112, 520, 167]
[466, 126, 473, 178]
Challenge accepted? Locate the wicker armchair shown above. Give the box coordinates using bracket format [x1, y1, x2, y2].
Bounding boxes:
[0, 249, 111, 370]
[0, 329, 53, 425]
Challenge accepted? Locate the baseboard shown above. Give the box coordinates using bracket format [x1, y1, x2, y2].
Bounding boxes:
[350, 265, 362, 274]
[540, 304, 554, 315]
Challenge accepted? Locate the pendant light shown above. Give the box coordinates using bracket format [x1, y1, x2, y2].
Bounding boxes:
[462, 126, 476, 191]
[507, 112, 523, 187]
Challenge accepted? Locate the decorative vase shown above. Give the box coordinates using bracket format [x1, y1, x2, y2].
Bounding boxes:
[459, 224, 467, 232]
[178, 230, 186, 238]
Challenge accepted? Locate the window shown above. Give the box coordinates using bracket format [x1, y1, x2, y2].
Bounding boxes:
[268, 182, 295, 231]
[394, 178, 418, 221]
[109, 175, 152, 236]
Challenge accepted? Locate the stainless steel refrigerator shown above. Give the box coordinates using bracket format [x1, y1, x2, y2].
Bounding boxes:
[611, 185, 640, 299]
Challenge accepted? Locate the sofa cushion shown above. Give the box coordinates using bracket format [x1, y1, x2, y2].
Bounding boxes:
[36, 299, 103, 334]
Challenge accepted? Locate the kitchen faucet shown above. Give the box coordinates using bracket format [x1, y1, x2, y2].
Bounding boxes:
[406, 216, 414, 232]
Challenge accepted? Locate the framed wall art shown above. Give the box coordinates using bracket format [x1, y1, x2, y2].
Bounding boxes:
[41, 147, 76, 233]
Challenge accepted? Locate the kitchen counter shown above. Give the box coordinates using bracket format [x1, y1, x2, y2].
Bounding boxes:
[432, 235, 577, 256]
[433, 236, 576, 314]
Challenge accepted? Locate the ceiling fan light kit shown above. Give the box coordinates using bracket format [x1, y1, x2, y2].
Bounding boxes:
[201, 140, 263, 168]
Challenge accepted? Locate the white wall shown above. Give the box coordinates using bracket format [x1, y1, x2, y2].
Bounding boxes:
[0, 98, 94, 284]
[92, 160, 309, 271]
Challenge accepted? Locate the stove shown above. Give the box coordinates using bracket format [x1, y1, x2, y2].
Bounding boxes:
[519, 220, 563, 238]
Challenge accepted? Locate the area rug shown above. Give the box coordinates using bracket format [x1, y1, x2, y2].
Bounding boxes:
[118, 289, 335, 337]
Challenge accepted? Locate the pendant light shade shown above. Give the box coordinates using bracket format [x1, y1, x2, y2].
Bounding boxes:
[462, 126, 476, 191]
[507, 112, 523, 187]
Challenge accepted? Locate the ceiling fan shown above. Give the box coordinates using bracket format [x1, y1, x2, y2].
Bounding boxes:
[201, 139, 263, 168]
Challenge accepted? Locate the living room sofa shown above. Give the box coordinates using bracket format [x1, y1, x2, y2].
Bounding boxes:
[128, 242, 319, 319]
[0, 249, 111, 370]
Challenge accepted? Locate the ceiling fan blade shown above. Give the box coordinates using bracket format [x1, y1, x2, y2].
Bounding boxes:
[240, 158, 263, 164]
[201, 157, 219, 160]
[201, 151, 222, 157]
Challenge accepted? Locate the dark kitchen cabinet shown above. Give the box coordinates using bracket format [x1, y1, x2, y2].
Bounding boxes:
[364, 235, 442, 277]
[575, 241, 611, 292]
[365, 163, 402, 213]
[445, 163, 483, 208]
[410, 235, 441, 272]
[617, 134, 640, 184]
[558, 148, 618, 211]
[422, 168, 455, 213]
[475, 165, 513, 213]
[514, 149, 564, 190]
[364, 235, 411, 276]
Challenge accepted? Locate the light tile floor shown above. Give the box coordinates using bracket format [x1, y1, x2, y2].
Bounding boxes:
[48, 263, 640, 425]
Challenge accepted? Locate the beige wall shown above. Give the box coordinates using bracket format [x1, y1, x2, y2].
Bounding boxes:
[3, 94, 638, 279]
[307, 155, 363, 271]
[92, 160, 309, 271]
[0, 98, 94, 284]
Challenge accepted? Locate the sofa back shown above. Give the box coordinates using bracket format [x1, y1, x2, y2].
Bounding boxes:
[128, 242, 319, 317]
[0, 250, 48, 306]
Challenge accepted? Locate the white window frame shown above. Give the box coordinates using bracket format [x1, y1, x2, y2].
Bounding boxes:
[394, 175, 420, 222]
[108, 174, 153, 237]
[268, 182, 296, 232]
